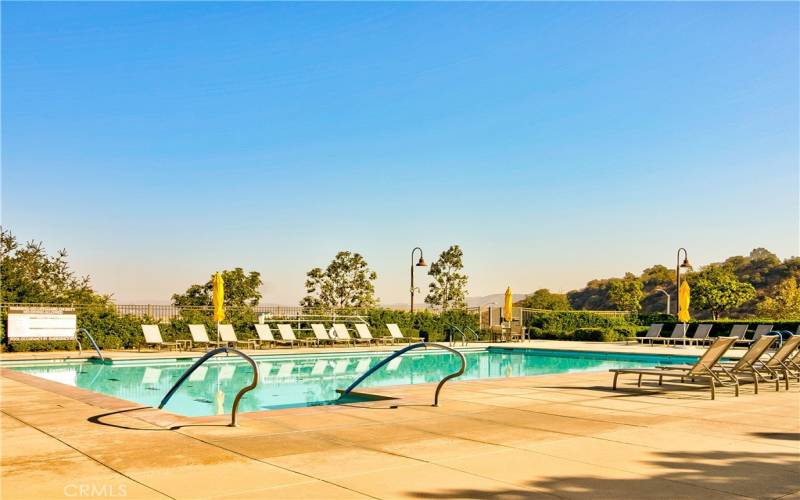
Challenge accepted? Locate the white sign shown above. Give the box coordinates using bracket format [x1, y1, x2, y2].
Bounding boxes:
[7, 313, 77, 341]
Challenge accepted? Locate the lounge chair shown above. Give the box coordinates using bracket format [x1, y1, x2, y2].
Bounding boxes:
[310, 323, 340, 346]
[784, 345, 800, 380]
[610, 336, 739, 400]
[636, 324, 664, 345]
[660, 335, 779, 394]
[188, 324, 219, 350]
[691, 324, 714, 346]
[756, 335, 800, 388]
[217, 324, 257, 349]
[386, 324, 423, 344]
[729, 324, 749, 342]
[332, 324, 370, 346]
[276, 324, 316, 347]
[354, 324, 388, 346]
[733, 324, 774, 346]
[140, 325, 181, 351]
[663, 324, 690, 346]
[251, 324, 275, 349]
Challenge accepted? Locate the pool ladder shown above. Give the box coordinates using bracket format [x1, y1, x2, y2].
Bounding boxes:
[76, 328, 104, 361]
[340, 342, 466, 406]
[159, 347, 259, 426]
[446, 323, 480, 347]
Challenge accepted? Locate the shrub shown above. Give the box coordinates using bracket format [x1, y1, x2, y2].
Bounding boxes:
[573, 327, 619, 342]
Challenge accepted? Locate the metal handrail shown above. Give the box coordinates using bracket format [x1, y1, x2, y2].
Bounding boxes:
[77, 328, 104, 361]
[340, 342, 466, 406]
[446, 323, 480, 347]
[158, 347, 259, 426]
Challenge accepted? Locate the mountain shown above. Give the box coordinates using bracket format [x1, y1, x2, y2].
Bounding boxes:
[466, 293, 528, 308]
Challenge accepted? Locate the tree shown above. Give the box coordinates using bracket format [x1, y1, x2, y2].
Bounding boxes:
[756, 278, 800, 320]
[689, 266, 756, 320]
[172, 268, 262, 307]
[516, 289, 571, 310]
[0, 229, 105, 304]
[639, 265, 673, 290]
[301, 251, 377, 308]
[607, 274, 644, 312]
[425, 245, 468, 310]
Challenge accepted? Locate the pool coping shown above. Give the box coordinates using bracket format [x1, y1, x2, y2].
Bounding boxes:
[0, 343, 722, 430]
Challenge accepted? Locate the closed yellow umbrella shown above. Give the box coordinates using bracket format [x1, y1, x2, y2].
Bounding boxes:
[677, 279, 690, 323]
[503, 287, 513, 323]
[212, 272, 225, 323]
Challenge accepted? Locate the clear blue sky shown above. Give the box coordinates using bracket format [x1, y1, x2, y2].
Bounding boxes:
[2, 2, 798, 305]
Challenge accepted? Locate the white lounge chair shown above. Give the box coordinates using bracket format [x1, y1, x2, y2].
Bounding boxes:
[333, 324, 370, 346]
[188, 324, 219, 350]
[354, 324, 388, 346]
[386, 324, 423, 344]
[140, 325, 180, 351]
[664, 324, 690, 346]
[276, 324, 316, 347]
[311, 324, 349, 346]
[217, 324, 257, 349]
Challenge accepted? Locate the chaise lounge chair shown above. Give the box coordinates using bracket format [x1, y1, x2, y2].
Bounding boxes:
[188, 324, 219, 350]
[332, 324, 371, 346]
[741, 324, 775, 346]
[755, 335, 800, 388]
[217, 324, 257, 349]
[690, 324, 714, 346]
[354, 324, 388, 346]
[276, 324, 316, 347]
[610, 336, 739, 400]
[636, 324, 664, 345]
[310, 323, 342, 346]
[140, 325, 181, 351]
[662, 324, 690, 346]
[660, 335, 779, 394]
[386, 324, 423, 344]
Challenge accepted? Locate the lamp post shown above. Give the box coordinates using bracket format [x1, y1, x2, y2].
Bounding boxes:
[655, 288, 670, 314]
[410, 247, 427, 313]
[675, 248, 692, 315]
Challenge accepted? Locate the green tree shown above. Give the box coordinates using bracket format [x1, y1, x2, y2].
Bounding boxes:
[301, 251, 377, 308]
[516, 289, 571, 310]
[639, 265, 673, 290]
[607, 274, 644, 312]
[172, 268, 263, 307]
[425, 245, 469, 310]
[756, 278, 800, 320]
[0, 229, 106, 304]
[689, 266, 756, 319]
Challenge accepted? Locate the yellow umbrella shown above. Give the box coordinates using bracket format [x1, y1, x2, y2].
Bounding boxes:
[503, 287, 513, 323]
[677, 279, 690, 323]
[212, 272, 225, 323]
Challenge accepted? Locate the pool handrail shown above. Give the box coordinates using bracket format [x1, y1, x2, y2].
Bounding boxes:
[77, 328, 104, 361]
[340, 342, 466, 406]
[158, 347, 259, 426]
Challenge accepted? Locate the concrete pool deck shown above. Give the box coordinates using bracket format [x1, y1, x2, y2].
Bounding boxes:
[1, 343, 798, 499]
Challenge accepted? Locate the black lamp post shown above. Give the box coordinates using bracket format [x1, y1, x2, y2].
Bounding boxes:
[410, 247, 427, 313]
[675, 248, 692, 315]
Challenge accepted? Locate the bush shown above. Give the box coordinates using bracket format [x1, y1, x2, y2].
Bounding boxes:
[2, 306, 479, 351]
[525, 311, 631, 334]
[573, 327, 620, 342]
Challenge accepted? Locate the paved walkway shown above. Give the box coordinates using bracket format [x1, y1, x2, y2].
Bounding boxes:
[1, 351, 797, 499]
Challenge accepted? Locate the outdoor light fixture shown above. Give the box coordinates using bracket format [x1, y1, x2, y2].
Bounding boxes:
[410, 247, 426, 313]
[675, 248, 691, 315]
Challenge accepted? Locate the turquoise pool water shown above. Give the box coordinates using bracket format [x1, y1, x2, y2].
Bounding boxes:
[8, 348, 698, 416]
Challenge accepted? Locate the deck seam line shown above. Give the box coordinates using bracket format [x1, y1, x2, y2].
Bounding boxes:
[0, 410, 175, 500]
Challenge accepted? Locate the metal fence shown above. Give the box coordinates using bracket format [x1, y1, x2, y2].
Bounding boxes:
[477, 306, 632, 330]
[1, 303, 630, 329]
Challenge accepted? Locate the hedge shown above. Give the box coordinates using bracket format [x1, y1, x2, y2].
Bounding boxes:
[1, 306, 478, 352]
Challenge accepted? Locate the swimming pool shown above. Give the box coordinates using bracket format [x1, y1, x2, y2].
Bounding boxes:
[8, 347, 699, 417]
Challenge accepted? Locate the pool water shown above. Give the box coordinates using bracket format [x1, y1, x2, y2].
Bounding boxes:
[9, 348, 697, 416]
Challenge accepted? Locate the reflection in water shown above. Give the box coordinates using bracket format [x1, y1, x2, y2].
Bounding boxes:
[12, 349, 692, 417]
